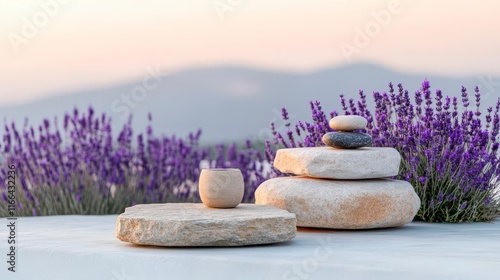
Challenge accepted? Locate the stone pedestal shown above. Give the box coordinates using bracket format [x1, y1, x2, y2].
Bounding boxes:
[274, 147, 401, 179]
[256, 177, 420, 229]
[116, 203, 296, 246]
[256, 147, 420, 229]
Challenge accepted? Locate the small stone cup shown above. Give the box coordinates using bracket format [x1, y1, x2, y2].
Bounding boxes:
[199, 168, 244, 208]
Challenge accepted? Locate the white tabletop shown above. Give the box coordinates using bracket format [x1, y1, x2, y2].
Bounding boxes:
[1, 215, 499, 280]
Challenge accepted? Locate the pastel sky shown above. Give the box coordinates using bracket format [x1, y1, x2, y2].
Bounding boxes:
[1, 0, 499, 106]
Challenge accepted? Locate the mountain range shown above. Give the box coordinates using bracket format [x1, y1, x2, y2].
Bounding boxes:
[1, 63, 498, 143]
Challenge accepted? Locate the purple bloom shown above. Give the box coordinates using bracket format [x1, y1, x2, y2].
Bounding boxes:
[268, 80, 500, 223]
[460, 201, 467, 209]
[0, 107, 273, 216]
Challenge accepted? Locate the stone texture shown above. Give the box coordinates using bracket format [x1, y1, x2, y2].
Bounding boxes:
[116, 203, 296, 246]
[322, 132, 372, 149]
[255, 177, 420, 229]
[329, 115, 368, 131]
[274, 147, 401, 179]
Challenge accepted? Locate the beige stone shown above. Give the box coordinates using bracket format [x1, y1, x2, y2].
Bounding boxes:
[255, 177, 420, 229]
[116, 203, 296, 246]
[274, 147, 400, 179]
[199, 168, 244, 208]
[329, 115, 368, 131]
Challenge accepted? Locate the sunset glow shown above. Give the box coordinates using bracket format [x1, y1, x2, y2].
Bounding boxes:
[1, 0, 499, 105]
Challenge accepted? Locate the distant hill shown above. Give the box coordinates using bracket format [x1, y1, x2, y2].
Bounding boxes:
[1, 63, 498, 143]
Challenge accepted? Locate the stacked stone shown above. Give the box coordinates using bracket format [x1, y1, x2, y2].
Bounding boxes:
[255, 115, 421, 230]
[322, 115, 372, 149]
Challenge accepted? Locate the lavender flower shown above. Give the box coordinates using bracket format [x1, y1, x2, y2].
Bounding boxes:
[268, 80, 500, 223]
[0, 108, 271, 216]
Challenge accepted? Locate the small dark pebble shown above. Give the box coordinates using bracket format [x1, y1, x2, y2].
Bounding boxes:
[322, 132, 372, 149]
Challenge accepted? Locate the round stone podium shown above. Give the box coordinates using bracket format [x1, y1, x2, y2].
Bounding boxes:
[116, 203, 296, 246]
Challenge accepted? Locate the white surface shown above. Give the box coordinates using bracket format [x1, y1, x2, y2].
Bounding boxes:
[1, 215, 499, 280]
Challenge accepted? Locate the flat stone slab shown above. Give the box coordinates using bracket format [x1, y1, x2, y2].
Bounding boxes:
[256, 177, 420, 229]
[116, 203, 296, 246]
[274, 147, 401, 179]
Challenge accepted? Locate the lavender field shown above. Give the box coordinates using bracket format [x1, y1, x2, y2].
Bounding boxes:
[1, 81, 499, 223]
